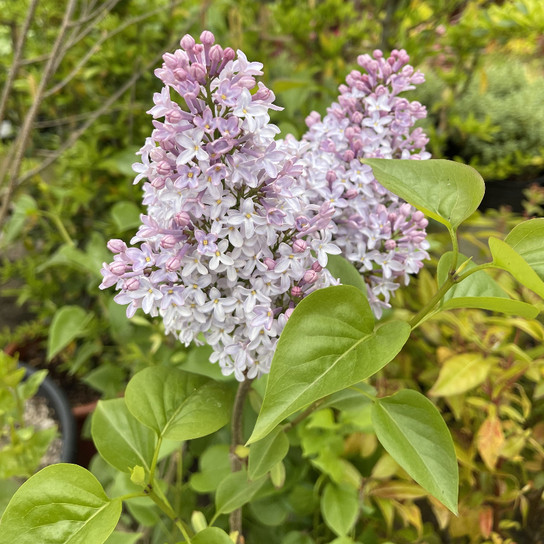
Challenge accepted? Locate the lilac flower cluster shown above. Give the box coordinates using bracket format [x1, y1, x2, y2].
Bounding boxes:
[100, 32, 338, 381]
[290, 49, 431, 317]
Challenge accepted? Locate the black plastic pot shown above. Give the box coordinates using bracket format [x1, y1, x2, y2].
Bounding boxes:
[21, 363, 78, 464]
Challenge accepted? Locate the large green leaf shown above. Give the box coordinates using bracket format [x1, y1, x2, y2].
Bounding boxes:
[371, 390, 458, 514]
[125, 366, 234, 441]
[248, 286, 410, 444]
[437, 252, 539, 318]
[320, 483, 359, 537]
[248, 429, 290, 480]
[504, 218, 544, 278]
[47, 305, 93, 361]
[215, 470, 266, 515]
[325, 254, 367, 293]
[364, 159, 484, 231]
[91, 399, 156, 473]
[0, 464, 121, 544]
[489, 237, 544, 298]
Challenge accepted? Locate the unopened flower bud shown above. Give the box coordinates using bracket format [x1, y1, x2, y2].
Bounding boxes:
[173, 68, 187, 81]
[190, 63, 207, 83]
[174, 211, 191, 227]
[326, 170, 337, 183]
[385, 239, 397, 250]
[223, 47, 236, 62]
[351, 111, 363, 124]
[166, 255, 181, 271]
[303, 269, 318, 284]
[110, 261, 126, 275]
[343, 150, 355, 162]
[413, 210, 425, 222]
[124, 278, 140, 291]
[292, 239, 307, 253]
[107, 239, 127, 253]
[285, 307, 294, 319]
[209, 44, 224, 62]
[305, 111, 321, 127]
[344, 189, 358, 200]
[161, 235, 177, 249]
[166, 109, 183, 124]
[291, 286, 302, 297]
[264, 258, 276, 271]
[311, 261, 323, 272]
[156, 161, 171, 175]
[180, 34, 195, 50]
[200, 30, 215, 45]
[149, 148, 163, 162]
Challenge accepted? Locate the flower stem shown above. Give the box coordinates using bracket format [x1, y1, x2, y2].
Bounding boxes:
[229, 378, 254, 543]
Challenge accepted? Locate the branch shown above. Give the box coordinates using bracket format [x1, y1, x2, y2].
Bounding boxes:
[0, 0, 40, 128]
[0, 0, 78, 228]
[44, 1, 183, 98]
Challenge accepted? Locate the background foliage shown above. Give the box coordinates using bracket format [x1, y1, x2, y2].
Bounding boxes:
[1, 1, 543, 543]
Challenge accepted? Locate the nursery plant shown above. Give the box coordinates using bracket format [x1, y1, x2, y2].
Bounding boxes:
[1, 32, 544, 544]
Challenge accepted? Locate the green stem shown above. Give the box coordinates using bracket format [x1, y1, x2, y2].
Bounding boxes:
[145, 484, 193, 543]
[409, 274, 456, 330]
[40, 210, 74, 246]
[455, 262, 495, 283]
[282, 398, 325, 432]
[448, 226, 459, 276]
[149, 434, 163, 483]
[115, 491, 146, 502]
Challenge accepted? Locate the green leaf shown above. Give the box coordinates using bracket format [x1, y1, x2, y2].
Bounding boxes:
[189, 445, 231, 493]
[91, 399, 156, 473]
[321, 483, 359, 536]
[125, 366, 234, 441]
[504, 218, 544, 278]
[437, 252, 538, 318]
[363, 159, 484, 231]
[248, 429, 290, 480]
[248, 286, 410, 444]
[429, 353, 497, 397]
[371, 390, 458, 513]
[47, 305, 93, 361]
[1, 194, 37, 245]
[104, 531, 143, 544]
[192, 527, 233, 544]
[489, 237, 544, 298]
[0, 464, 121, 544]
[215, 470, 266, 515]
[83, 364, 126, 398]
[325, 254, 367, 293]
[110, 201, 141, 232]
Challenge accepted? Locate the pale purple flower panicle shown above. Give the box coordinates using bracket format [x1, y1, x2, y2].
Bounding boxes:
[100, 32, 338, 381]
[288, 49, 430, 317]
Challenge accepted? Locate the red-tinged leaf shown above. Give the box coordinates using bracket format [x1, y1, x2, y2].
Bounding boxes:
[479, 505, 494, 538]
[476, 416, 504, 470]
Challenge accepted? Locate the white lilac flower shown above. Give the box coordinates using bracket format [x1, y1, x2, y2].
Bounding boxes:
[290, 49, 431, 318]
[100, 32, 338, 381]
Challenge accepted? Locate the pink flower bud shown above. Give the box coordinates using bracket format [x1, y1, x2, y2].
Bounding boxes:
[166, 109, 183, 124]
[311, 261, 323, 272]
[151, 176, 165, 189]
[305, 111, 321, 127]
[264, 258, 276, 271]
[303, 269, 318, 284]
[351, 111, 363, 124]
[124, 278, 140, 291]
[400, 203, 412, 216]
[174, 211, 191, 227]
[149, 148, 163, 162]
[344, 189, 358, 200]
[343, 150, 355, 162]
[200, 30, 215, 45]
[413, 210, 425, 222]
[223, 48, 236, 62]
[173, 68, 187, 81]
[420, 218, 428, 228]
[385, 239, 397, 250]
[326, 170, 337, 183]
[209, 44, 224, 62]
[166, 255, 181, 271]
[107, 239, 127, 253]
[292, 239, 307, 253]
[190, 63, 207, 83]
[345, 127, 356, 140]
[110, 261, 126, 275]
[180, 34, 195, 50]
[161, 235, 178, 249]
[285, 307, 294, 319]
[291, 286, 302, 297]
[156, 161, 171, 175]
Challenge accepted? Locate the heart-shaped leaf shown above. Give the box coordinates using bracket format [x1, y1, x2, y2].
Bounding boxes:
[325, 254, 367, 293]
[125, 366, 234, 441]
[320, 483, 359, 537]
[248, 286, 410, 443]
[92, 398, 156, 473]
[215, 470, 266, 515]
[371, 390, 458, 514]
[47, 305, 93, 361]
[364, 159, 484, 231]
[0, 464, 121, 544]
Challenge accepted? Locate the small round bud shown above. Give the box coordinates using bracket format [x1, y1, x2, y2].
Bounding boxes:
[303, 269, 318, 284]
[292, 239, 307, 253]
[200, 30, 215, 45]
[180, 34, 195, 50]
[110, 261, 126, 275]
[385, 239, 397, 251]
[291, 286, 302, 297]
[124, 278, 140, 291]
[107, 239, 127, 254]
[264, 258, 276, 271]
[161, 235, 177, 249]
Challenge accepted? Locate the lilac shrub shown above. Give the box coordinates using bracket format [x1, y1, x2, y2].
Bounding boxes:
[99, 32, 339, 381]
[290, 49, 431, 317]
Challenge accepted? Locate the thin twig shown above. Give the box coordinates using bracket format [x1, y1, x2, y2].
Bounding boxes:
[0, 0, 78, 228]
[44, 2, 182, 98]
[0, 0, 40, 128]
